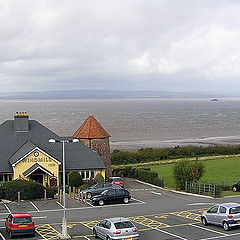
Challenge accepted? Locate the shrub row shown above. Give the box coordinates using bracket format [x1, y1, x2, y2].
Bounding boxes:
[111, 145, 240, 165]
[113, 167, 164, 187]
[0, 180, 57, 201]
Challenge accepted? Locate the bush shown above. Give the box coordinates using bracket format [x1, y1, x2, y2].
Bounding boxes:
[95, 173, 104, 183]
[69, 171, 83, 187]
[173, 159, 205, 190]
[46, 187, 57, 199]
[137, 169, 158, 183]
[153, 177, 164, 187]
[4, 180, 45, 201]
[0, 183, 5, 199]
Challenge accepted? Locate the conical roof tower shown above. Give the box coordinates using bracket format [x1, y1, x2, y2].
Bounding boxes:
[73, 116, 111, 177]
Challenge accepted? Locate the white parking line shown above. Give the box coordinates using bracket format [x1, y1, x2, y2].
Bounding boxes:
[201, 232, 240, 240]
[0, 231, 6, 240]
[131, 197, 146, 204]
[32, 216, 47, 219]
[190, 224, 227, 236]
[30, 201, 40, 212]
[84, 237, 91, 240]
[187, 203, 216, 206]
[151, 191, 162, 196]
[154, 228, 188, 240]
[56, 201, 64, 208]
[4, 204, 11, 213]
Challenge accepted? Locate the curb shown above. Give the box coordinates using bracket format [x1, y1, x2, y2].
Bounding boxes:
[134, 179, 214, 199]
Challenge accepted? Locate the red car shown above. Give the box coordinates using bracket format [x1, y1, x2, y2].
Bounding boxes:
[5, 212, 35, 238]
[109, 177, 124, 188]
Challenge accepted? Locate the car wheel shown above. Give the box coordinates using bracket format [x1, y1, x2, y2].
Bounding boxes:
[99, 200, 104, 206]
[93, 229, 98, 239]
[106, 236, 111, 240]
[233, 187, 237, 192]
[202, 217, 208, 226]
[32, 231, 35, 237]
[87, 192, 92, 199]
[223, 221, 230, 231]
[9, 231, 13, 239]
[123, 197, 129, 204]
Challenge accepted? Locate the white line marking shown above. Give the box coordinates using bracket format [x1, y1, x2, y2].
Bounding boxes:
[187, 203, 216, 206]
[0, 231, 6, 240]
[151, 191, 162, 196]
[4, 204, 11, 213]
[84, 237, 91, 240]
[190, 224, 227, 235]
[131, 197, 146, 204]
[87, 201, 94, 207]
[154, 228, 188, 240]
[30, 201, 40, 212]
[56, 201, 64, 208]
[32, 216, 47, 219]
[200, 232, 240, 240]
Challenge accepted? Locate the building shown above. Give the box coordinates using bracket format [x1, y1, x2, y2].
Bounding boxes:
[73, 115, 112, 177]
[0, 112, 107, 187]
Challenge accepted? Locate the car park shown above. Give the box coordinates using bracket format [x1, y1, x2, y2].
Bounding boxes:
[5, 212, 35, 238]
[109, 177, 124, 188]
[81, 182, 122, 199]
[232, 182, 240, 192]
[93, 217, 139, 240]
[201, 203, 240, 231]
[91, 188, 131, 206]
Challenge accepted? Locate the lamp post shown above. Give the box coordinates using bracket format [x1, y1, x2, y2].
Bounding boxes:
[49, 138, 79, 239]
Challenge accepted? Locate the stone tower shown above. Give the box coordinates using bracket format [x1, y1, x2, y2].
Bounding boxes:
[73, 116, 112, 177]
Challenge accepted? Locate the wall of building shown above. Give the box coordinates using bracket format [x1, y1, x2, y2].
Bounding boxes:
[13, 150, 59, 187]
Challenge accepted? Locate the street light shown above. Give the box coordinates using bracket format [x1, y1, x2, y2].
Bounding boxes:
[49, 138, 79, 239]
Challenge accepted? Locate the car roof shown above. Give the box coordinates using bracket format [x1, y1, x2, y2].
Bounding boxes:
[11, 212, 31, 217]
[105, 217, 130, 223]
[220, 203, 240, 208]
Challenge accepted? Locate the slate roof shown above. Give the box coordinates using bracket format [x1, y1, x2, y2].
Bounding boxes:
[73, 115, 111, 139]
[0, 119, 105, 173]
[23, 163, 53, 177]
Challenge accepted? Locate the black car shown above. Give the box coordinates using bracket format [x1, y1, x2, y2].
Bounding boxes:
[91, 188, 131, 206]
[232, 182, 240, 192]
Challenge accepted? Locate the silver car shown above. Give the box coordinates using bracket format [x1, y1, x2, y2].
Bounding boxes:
[201, 203, 240, 231]
[93, 217, 139, 240]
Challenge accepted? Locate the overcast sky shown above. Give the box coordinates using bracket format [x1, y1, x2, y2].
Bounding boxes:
[1, 0, 240, 93]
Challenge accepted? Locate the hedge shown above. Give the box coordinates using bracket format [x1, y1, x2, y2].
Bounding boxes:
[2, 180, 45, 201]
[69, 171, 83, 187]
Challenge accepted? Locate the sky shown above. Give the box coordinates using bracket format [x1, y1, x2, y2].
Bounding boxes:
[0, 0, 240, 93]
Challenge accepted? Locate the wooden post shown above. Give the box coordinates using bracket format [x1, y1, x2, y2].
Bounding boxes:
[81, 192, 84, 204]
[44, 189, 47, 203]
[69, 186, 71, 199]
[73, 187, 75, 199]
[57, 189, 60, 202]
[85, 192, 87, 205]
[65, 192, 67, 207]
[60, 189, 63, 204]
[17, 191, 20, 205]
[78, 189, 80, 202]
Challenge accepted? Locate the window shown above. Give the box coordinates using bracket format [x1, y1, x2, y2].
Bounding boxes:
[0, 175, 3, 182]
[230, 206, 240, 214]
[91, 171, 95, 179]
[208, 206, 218, 213]
[95, 183, 103, 189]
[81, 171, 85, 179]
[99, 220, 106, 228]
[220, 206, 227, 213]
[104, 183, 112, 188]
[81, 170, 92, 180]
[107, 190, 115, 196]
[114, 221, 134, 229]
[116, 189, 125, 196]
[86, 171, 90, 179]
[14, 217, 32, 223]
[105, 221, 111, 229]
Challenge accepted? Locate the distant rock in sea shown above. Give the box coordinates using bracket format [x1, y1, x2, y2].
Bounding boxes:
[211, 99, 219, 102]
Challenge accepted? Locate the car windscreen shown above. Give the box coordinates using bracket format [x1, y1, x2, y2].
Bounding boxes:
[230, 206, 240, 214]
[13, 217, 32, 223]
[113, 179, 121, 182]
[114, 221, 134, 229]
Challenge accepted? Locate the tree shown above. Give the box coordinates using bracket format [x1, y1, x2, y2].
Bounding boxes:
[173, 159, 205, 190]
[95, 173, 104, 183]
[69, 171, 83, 187]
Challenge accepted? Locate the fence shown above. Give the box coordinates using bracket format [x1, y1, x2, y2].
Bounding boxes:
[185, 181, 216, 198]
[199, 177, 239, 187]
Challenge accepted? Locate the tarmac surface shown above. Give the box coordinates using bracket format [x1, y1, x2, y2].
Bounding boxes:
[1, 178, 240, 240]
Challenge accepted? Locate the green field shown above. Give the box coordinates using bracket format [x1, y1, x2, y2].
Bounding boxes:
[149, 157, 240, 189]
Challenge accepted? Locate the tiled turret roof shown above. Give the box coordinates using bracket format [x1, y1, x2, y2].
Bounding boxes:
[73, 115, 110, 139]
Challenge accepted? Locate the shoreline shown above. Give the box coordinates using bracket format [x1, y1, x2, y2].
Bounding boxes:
[110, 135, 240, 151]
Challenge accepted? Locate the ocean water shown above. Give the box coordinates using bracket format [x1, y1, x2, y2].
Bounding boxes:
[1, 98, 240, 150]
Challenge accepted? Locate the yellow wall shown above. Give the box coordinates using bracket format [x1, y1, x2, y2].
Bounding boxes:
[13, 150, 59, 187]
[95, 169, 106, 180]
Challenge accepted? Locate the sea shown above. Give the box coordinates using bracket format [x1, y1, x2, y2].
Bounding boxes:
[1, 98, 240, 151]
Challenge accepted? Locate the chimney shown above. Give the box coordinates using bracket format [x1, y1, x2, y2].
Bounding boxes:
[14, 112, 29, 132]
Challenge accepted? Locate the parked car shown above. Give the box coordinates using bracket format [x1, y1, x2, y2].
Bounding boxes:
[91, 188, 131, 206]
[93, 217, 139, 240]
[81, 182, 121, 199]
[201, 203, 240, 231]
[109, 177, 124, 188]
[5, 212, 35, 238]
[232, 182, 240, 192]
